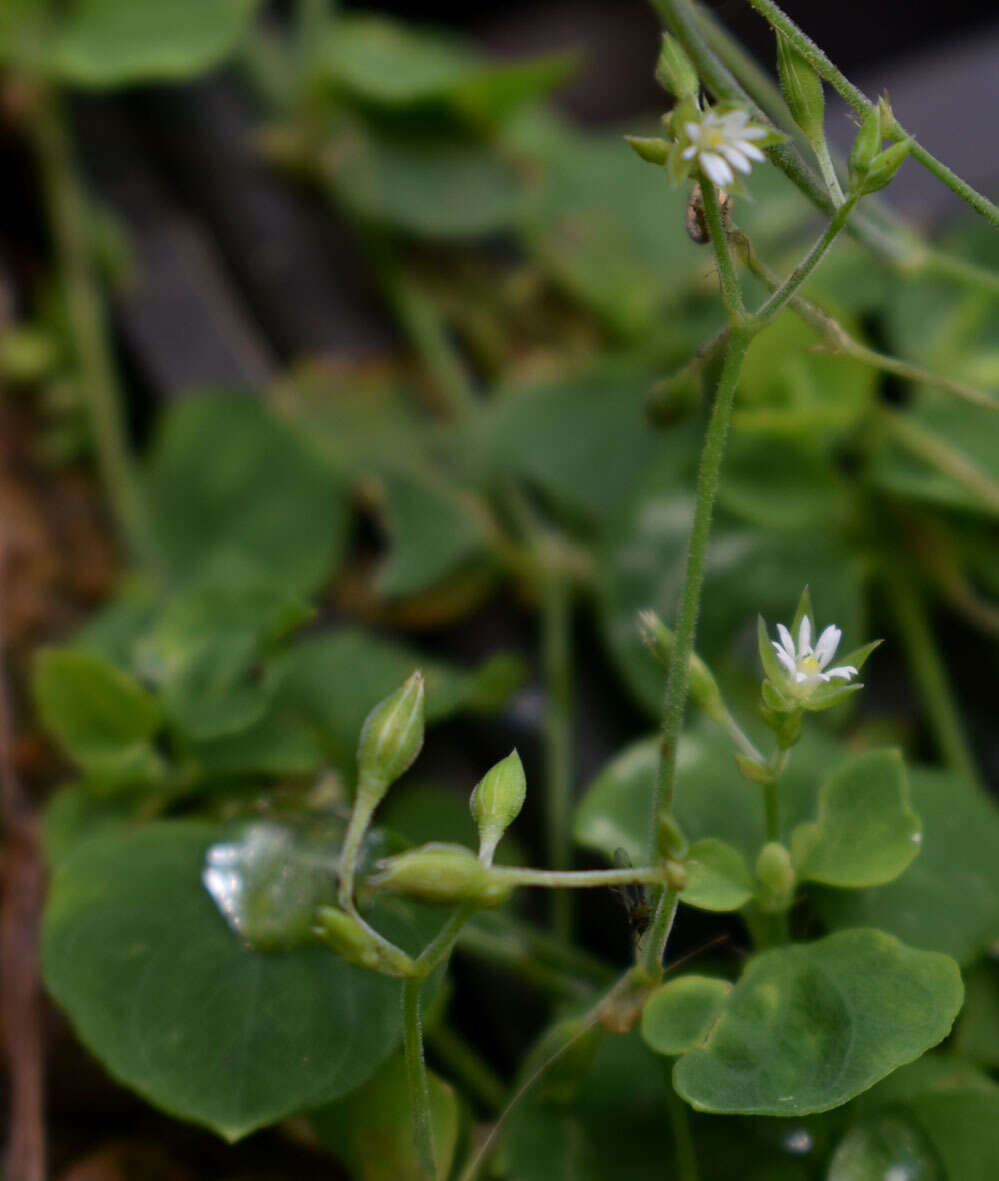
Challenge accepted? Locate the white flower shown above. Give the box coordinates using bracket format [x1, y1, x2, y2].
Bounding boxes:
[681, 107, 769, 189]
[771, 616, 858, 690]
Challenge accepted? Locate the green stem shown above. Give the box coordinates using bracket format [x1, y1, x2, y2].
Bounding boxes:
[763, 779, 781, 844]
[542, 567, 573, 940]
[495, 865, 674, 889]
[700, 179, 746, 321]
[813, 138, 846, 207]
[403, 977, 436, 1179]
[661, 1061, 700, 1181]
[751, 194, 859, 328]
[427, 1024, 506, 1113]
[883, 568, 980, 788]
[648, 330, 752, 839]
[742, 0, 999, 228]
[637, 887, 681, 983]
[30, 92, 153, 569]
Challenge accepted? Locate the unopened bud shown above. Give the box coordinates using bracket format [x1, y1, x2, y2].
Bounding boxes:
[370, 843, 512, 909]
[734, 752, 775, 786]
[470, 750, 526, 864]
[655, 33, 699, 100]
[755, 841, 795, 909]
[856, 137, 913, 195]
[848, 106, 882, 188]
[638, 611, 726, 724]
[356, 671, 425, 805]
[314, 907, 384, 971]
[625, 135, 670, 166]
[775, 34, 825, 147]
[657, 811, 689, 861]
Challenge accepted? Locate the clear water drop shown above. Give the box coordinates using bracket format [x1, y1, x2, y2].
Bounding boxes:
[827, 1115, 941, 1181]
[781, 1127, 813, 1155]
[203, 821, 339, 951]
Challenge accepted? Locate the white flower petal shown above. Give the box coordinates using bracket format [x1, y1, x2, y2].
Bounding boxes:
[826, 666, 857, 681]
[681, 145, 697, 160]
[774, 646, 797, 676]
[798, 615, 812, 653]
[685, 122, 702, 141]
[739, 141, 767, 162]
[739, 126, 769, 140]
[776, 624, 796, 657]
[721, 145, 752, 174]
[814, 625, 841, 668]
[700, 153, 733, 188]
[795, 671, 808, 684]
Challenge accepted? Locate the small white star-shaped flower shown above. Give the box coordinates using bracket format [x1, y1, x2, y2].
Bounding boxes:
[772, 616, 858, 689]
[681, 107, 769, 190]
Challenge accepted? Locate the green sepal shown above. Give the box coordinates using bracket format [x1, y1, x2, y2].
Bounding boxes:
[849, 106, 882, 185]
[775, 34, 825, 146]
[756, 615, 785, 685]
[655, 33, 699, 100]
[625, 136, 671, 167]
[857, 137, 914, 194]
[789, 586, 815, 646]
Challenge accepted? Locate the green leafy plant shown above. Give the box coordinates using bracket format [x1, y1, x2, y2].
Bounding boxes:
[6, 0, 999, 1178]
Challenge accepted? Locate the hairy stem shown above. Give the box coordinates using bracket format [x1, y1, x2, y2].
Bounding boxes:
[743, 0, 999, 228]
[403, 977, 436, 1178]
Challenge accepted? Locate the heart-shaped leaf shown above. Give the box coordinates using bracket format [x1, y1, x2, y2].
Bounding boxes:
[673, 929, 963, 1117]
[42, 821, 441, 1139]
[683, 839, 755, 912]
[641, 975, 732, 1056]
[791, 750, 921, 888]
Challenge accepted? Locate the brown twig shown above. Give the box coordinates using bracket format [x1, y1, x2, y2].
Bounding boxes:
[0, 554, 47, 1181]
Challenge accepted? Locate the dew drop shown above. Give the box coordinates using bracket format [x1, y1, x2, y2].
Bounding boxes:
[828, 1115, 941, 1181]
[203, 821, 339, 952]
[781, 1127, 813, 1156]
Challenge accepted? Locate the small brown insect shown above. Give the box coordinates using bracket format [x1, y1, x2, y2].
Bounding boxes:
[685, 183, 733, 244]
[610, 848, 651, 941]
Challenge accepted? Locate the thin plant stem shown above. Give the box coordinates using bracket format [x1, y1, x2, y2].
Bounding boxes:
[661, 1061, 699, 1181]
[751, 194, 859, 328]
[647, 330, 752, 839]
[883, 568, 981, 788]
[403, 977, 436, 1179]
[742, 0, 999, 228]
[30, 92, 153, 569]
[427, 1024, 506, 1113]
[813, 138, 846, 207]
[542, 567, 573, 939]
[495, 865, 675, 889]
[700, 179, 746, 321]
[637, 886, 681, 983]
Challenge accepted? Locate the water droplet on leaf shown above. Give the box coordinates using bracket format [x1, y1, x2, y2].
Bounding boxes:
[828, 1115, 941, 1181]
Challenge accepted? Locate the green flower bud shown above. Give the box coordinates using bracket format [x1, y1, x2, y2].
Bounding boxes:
[470, 750, 526, 865]
[734, 752, 775, 787]
[657, 811, 689, 862]
[314, 906, 383, 971]
[848, 106, 882, 187]
[775, 34, 825, 147]
[637, 611, 727, 725]
[370, 843, 512, 909]
[755, 841, 795, 909]
[625, 135, 671, 166]
[856, 137, 914, 195]
[655, 34, 700, 101]
[356, 670, 425, 805]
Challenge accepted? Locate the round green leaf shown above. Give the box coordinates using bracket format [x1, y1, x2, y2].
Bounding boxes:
[145, 395, 350, 597]
[791, 750, 921, 888]
[42, 822, 437, 1139]
[813, 766, 999, 964]
[641, 975, 732, 1056]
[683, 838, 755, 912]
[673, 929, 963, 1117]
[46, 0, 259, 86]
